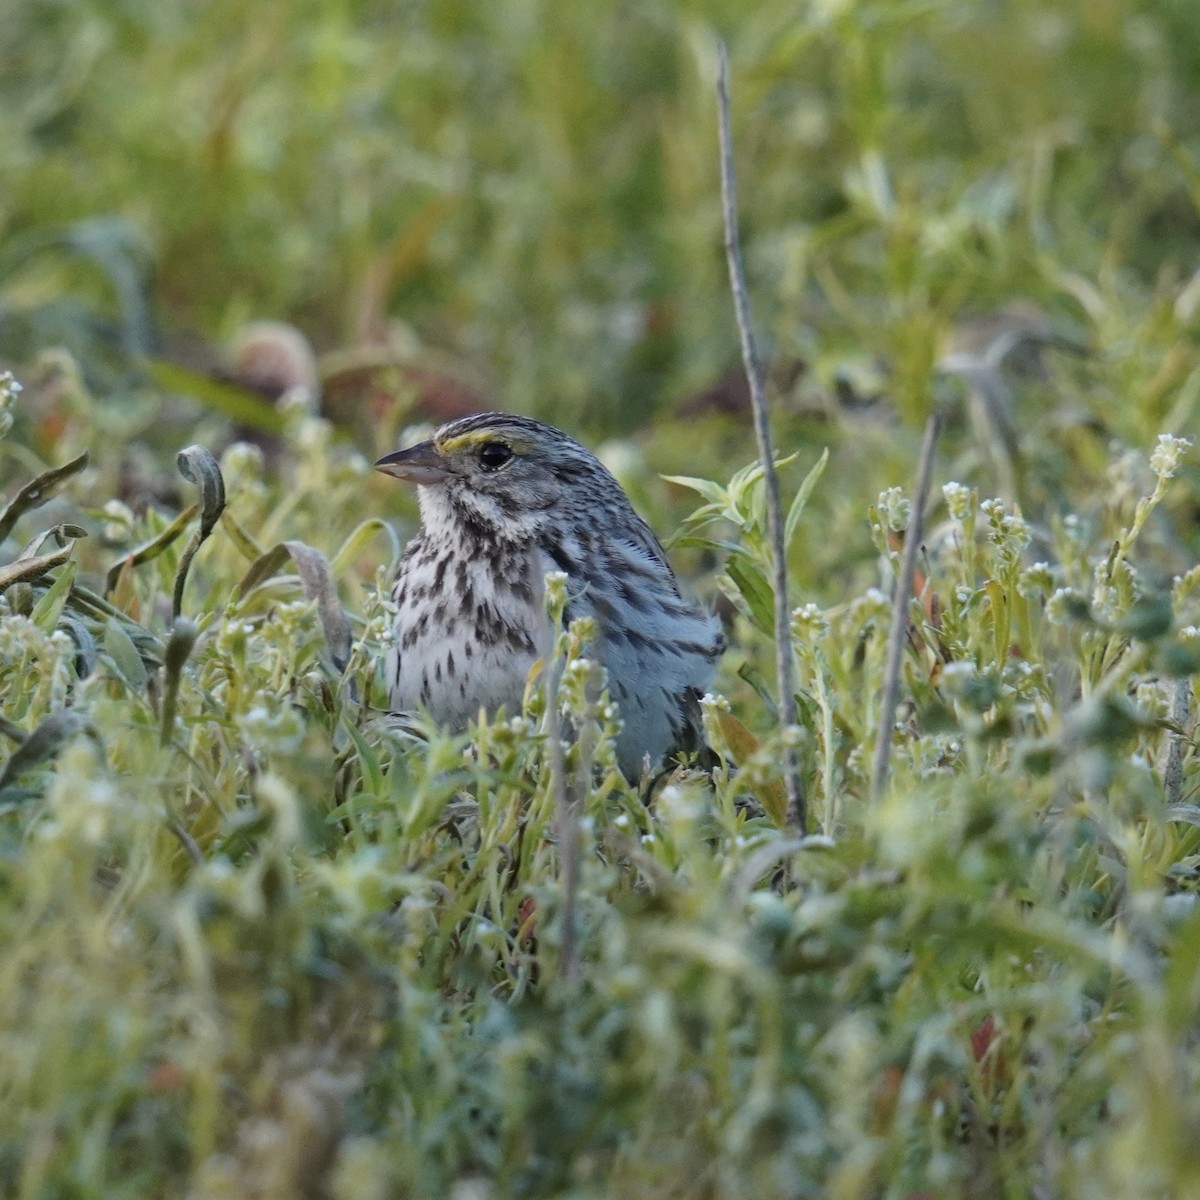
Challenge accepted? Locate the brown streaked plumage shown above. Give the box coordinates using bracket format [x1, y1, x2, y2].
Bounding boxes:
[375, 413, 723, 780]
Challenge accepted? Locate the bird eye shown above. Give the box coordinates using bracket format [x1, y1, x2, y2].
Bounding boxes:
[478, 442, 513, 471]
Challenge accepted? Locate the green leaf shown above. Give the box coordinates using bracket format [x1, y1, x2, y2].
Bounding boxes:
[172, 445, 227, 620]
[176, 445, 226, 539]
[664, 535, 745, 556]
[234, 544, 294, 600]
[330, 518, 399, 577]
[0, 710, 93, 795]
[160, 619, 198, 747]
[235, 540, 350, 670]
[220, 510, 264, 561]
[68, 584, 165, 666]
[142, 356, 287, 436]
[726, 554, 775, 634]
[31, 560, 76, 632]
[104, 618, 149, 690]
[18, 523, 88, 560]
[785, 447, 830, 551]
[0, 544, 74, 591]
[285, 540, 352, 671]
[737, 661, 779, 719]
[105, 504, 198, 594]
[726, 452, 800, 511]
[342, 718, 385, 800]
[0, 451, 89, 544]
[660, 474, 728, 505]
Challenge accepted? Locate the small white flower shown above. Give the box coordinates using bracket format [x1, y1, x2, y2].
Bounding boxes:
[942, 481, 971, 522]
[878, 487, 910, 532]
[1001, 511, 1031, 547]
[0, 370, 20, 438]
[791, 603, 828, 639]
[1150, 433, 1191, 480]
[0, 370, 23, 401]
[1017, 562, 1054, 598]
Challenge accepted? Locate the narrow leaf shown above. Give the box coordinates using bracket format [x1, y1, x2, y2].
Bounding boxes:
[104, 618, 150, 689]
[660, 474, 728, 505]
[68, 584, 165, 666]
[220, 510, 264, 562]
[176, 445, 226, 538]
[330, 518, 398, 577]
[0, 451, 89, 544]
[712, 709, 789, 828]
[285, 540, 352, 671]
[234, 544, 293, 600]
[0, 544, 73, 591]
[31, 560, 76, 631]
[105, 504, 198, 594]
[19, 523, 88, 560]
[342, 717, 385, 800]
[737, 661, 779, 719]
[665, 535, 746, 556]
[785, 447, 830, 551]
[172, 446, 227, 620]
[234, 540, 351, 670]
[0, 710, 92, 793]
[160, 619, 198, 747]
[725, 554, 775, 634]
[59, 613, 99, 677]
[142, 357, 287, 435]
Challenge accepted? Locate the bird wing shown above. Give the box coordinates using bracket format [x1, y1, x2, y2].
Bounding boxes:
[621, 515, 682, 596]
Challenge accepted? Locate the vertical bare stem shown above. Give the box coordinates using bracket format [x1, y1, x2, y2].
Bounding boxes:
[1160, 676, 1191, 808]
[546, 656, 579, 982]
[716, 41, 806, 833]
[870, 407, 944, 802]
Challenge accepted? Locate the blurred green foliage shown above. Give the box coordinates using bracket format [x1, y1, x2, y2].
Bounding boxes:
[5, 0, 1200, 428]
[5, 1, 1200, 1197]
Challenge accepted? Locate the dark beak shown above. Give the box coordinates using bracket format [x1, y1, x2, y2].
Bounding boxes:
[374, 441, 449, 485]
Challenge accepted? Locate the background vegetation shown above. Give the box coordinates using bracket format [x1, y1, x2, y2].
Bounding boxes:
[4, 0, 1200, 1196]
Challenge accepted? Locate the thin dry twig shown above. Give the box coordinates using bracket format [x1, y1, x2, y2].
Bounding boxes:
[716, 41, 806, 833]
[870, 407, 944, 802]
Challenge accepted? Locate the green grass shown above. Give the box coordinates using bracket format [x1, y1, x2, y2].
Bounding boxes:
[4, 2, 1200, 1197]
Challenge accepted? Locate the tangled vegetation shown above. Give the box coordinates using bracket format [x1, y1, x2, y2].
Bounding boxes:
[5, 2, 1200, 1197]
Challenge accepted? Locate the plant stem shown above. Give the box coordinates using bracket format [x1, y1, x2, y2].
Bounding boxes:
[1160, 676, 1191, 808]
[546, 654, 579, 982]
[716, 41, 806, 833]
[871, 407, 944, 803]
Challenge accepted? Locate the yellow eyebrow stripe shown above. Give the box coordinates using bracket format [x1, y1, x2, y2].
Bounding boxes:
[437, 429, 534, 455]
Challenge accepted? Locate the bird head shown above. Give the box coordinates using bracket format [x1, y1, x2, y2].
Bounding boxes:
[375, 413, 619, 541]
